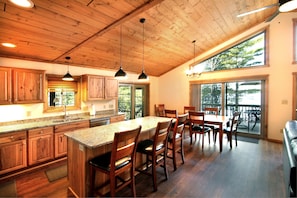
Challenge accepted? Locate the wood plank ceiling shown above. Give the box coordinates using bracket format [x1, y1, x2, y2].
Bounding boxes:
[0, 0, 280, 77]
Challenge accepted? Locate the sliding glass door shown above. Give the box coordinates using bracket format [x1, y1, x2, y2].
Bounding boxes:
[199, 79, 266, 138]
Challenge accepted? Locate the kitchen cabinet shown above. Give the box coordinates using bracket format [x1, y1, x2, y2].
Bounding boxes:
[0, 67, 12, 104]
[54, 120, 89, 158]
[28, 126, 54, 166]
[0, 131, 27, 175]
[110, 114, 125, 123]
[82, 75, 118, 101]
[13, 68, 45, 104]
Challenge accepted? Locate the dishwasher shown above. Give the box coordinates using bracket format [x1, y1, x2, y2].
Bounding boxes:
[90, 117, 110, 127]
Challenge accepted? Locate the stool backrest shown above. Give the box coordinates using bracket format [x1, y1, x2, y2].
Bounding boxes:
[110, 126, 142, 172]
[153, 120, 172, 153]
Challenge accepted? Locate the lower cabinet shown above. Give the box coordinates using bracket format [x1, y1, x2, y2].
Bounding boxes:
[54, 132, 67, 158]
[54, 120, 89, 158]
[110, 114, 125, 123]
[28, 126, 54, 166]
[0, 131, 27, 175]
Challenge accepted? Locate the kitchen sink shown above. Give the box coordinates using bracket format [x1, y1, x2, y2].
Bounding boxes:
[52, 117, 84, 123]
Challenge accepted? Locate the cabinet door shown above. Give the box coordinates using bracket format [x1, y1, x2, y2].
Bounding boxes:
[110, 114, 125, 123]
[0, 67, 12, 104]
[105, 77, 118, 99]
[54, 132, 67, 158]
[82, 75, 104, 101]
[0, 139, 27, 175]
[28, 127, 54, 165]
[13, 68, 44, 103]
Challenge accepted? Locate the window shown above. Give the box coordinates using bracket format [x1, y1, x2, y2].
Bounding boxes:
[44, 74, 81, 113]
[195, 31, 266, 72]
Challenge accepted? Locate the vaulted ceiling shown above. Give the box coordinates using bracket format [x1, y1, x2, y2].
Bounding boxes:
[0, 0, 285, 76]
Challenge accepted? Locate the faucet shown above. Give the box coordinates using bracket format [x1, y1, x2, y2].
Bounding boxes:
[64, 103, 68, 120]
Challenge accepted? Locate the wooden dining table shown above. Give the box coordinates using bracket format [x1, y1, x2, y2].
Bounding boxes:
[203, 114, 230, 152]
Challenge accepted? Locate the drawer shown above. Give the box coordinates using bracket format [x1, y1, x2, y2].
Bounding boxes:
[54, 120, 89, 133]
[0, 130, 27, 144]
[28, 126, 53, 138]
[110, 115, 125, 123]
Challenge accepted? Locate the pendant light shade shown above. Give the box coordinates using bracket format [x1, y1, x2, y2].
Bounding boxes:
[279, 0, 297, 12]
[138, 18, 149, 80]
[62, 56, 74, 81]
[115, 25, 127, 79]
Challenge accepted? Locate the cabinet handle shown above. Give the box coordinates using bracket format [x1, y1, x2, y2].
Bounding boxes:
[10, 136, 14, 140]
[40, 130, 43, 134]
[60, 136, 63, 142]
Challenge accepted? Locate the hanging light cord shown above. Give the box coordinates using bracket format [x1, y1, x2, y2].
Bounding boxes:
[120, 25, 122, 69]
[193, 40, 196, 65]
[142, 19, 145, 72]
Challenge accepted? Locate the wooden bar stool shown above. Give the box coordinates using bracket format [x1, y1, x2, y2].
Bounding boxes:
[136, 119, 172, 192]
[89, 126, 142, 197]
[167, 113, 187, 170]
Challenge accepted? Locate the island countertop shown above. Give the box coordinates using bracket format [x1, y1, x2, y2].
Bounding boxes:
[64, 116, 173, 149]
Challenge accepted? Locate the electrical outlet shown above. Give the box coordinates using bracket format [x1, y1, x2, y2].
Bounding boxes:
[26, 111, 31, 117]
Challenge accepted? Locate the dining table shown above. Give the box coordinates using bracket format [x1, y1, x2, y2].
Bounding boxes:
[203, 114, 230, 152]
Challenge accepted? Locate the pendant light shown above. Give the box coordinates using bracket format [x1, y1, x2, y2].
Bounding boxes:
[279, 0, 297, 12]
[114, 25, 127, 79]
[138, 18, 149, 80]
[62, 56, 74, 81]
[185, 40, 202, 77]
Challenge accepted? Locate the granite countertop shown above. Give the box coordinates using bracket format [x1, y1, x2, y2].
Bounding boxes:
[65, 116, 173, 149]
[0, 112, 124, 134]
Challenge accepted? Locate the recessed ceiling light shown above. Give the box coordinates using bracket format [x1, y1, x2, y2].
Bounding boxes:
[1, 43, 16, 48]
[9, 0, 34, 8]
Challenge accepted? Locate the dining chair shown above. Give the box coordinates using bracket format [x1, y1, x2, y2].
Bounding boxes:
[224, 111, 241, 148]
[164, 109, 178, 118]
[204, 107, 220, 143]
[183, 106, 196, 137]
[167, 113, 187, 171]
[88, 125, 142, 197]
[136, 119, 172, 192]
[188, 111, 211, 149]
[155, 104, 165, 117]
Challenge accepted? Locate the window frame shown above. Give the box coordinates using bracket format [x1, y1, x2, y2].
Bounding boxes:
[191, 27, 269, 73]
[44, 74, 81, 113]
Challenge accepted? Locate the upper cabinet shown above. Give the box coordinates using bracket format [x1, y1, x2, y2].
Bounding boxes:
[0, 67, 45, 105]
[82, 75, 118, 101]
[0, 67, 12, 104]
[13, 68, 45, 104]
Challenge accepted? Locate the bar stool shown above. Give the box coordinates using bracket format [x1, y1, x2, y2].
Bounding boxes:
[167, 113, 187, 171]
[89, 126, 142, 197]
[136, 119, 172, 192]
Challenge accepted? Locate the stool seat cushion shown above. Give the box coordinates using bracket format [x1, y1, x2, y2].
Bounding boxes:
[137, 139, 165, 153]
[89, 152, 131, 171]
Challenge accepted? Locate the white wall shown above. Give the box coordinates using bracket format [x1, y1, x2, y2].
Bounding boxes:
[158, 12, 297, 141]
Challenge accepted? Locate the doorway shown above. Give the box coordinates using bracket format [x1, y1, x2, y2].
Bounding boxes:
[118, 84, 149, 120]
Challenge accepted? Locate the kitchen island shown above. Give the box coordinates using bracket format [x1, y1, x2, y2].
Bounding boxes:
[65, 116, 173, 197]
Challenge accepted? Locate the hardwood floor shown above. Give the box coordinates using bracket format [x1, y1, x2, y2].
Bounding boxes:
[0, 132, 285, 198]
